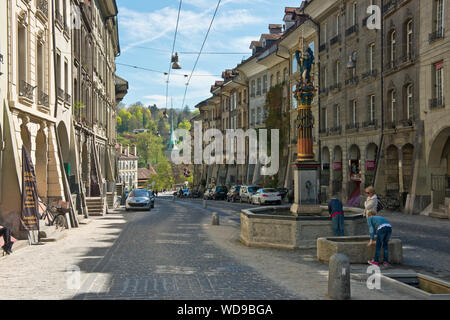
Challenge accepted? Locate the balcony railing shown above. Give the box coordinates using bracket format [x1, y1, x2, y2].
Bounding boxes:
[319, 87, 328, 95]
[362, 119, 378, 128]
[37, 0, 48, 18]
[430, 97, 445, 110]
[38, 90, 49, 108]
[385, 121, 397, 130]
[399, 118, 414, 127]
[329, 83, 342, 92]
[383, 0, 398, 13]
[429, 28, 445, 43]
[361, 69, 378, 79]
[346, 122, 359, 131]
[345, 76, 359, 86]
[402, 51, 416, 63]
[319, 43, 327, 53]
[330, 34, 341, 46]
[345, 24, 358, 37]
[329, 126, 342, 135]
[65, 93, 71, 104]
[19, 80, 34, 101]
[57, 87, 65, 100]
[319, 128, 329, 136]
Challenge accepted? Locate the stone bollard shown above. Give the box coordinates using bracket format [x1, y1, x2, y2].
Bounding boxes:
[203, 199, 207, 208]
[212, 212, 220, 226]
[328, 254, 351, 300]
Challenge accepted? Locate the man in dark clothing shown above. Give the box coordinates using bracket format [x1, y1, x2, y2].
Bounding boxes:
[328, 196, 345, 236]
[0, 225, 13, 255]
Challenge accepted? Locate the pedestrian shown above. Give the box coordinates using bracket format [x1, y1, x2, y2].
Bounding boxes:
[364, 186, 379, 217]
[0, 225, 13, 255]
[328, 195, 345, 236]
[367, 210, 392, 267]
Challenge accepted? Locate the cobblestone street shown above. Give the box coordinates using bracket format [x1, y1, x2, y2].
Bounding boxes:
[1, 196, 448, 300]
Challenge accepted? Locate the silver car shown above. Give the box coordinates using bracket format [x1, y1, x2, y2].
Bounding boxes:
[126, 189, 151, 211]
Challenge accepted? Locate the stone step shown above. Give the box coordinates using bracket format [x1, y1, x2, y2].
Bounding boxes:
[429, 210, 450, 220]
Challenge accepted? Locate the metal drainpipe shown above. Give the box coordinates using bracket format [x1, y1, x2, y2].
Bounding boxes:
[373, 2, 385, 189]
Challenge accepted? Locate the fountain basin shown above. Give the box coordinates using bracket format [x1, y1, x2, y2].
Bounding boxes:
[240, 205, 366, 249]
[317, 236, 403, 264]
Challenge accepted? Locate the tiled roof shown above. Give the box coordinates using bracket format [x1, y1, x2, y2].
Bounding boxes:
[138, 167, 156, 180]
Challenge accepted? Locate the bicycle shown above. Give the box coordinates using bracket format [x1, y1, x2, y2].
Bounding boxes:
[38, 200, 68, 230]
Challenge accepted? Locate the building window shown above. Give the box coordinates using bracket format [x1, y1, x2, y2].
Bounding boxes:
[390, 30, 396, 67]
[270, 74, 274, 87]
[263, 75, 268, 94]
[352, 2, 357, 26]
[350, 100, 357, 125]
[335, 60, 340, 85]
[283, 67, 288, 83]
[18, 23, 27, 85]
[406, 20, 413, 59]
[292, 53, 297, 73]
[323, 67, 328, 89]
[257, 78, 262, 96]
[434, 61, 444, 103]
[369, 95, 376, 122]
[390, 90, 396, 123]
[369, 43, 375, 72]
[336, 14, 340, 36]
[334, 105, 340, 127]
[435, 0, 445, 36]
[250, 80, 255, 97]
[276, 71, 281, 84]
[406, 84, 413, 120]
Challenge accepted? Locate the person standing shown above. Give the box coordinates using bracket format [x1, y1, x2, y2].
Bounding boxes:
[364, 186, 379, 217]
[328, 195, 345, 236]
[367, 210, 392, 267]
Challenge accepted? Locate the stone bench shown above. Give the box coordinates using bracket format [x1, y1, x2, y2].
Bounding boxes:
[317, 235, 403, 264]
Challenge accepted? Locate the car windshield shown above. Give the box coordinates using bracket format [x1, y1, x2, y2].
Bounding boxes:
[248, 187, 258, 193]
[262, 188, 277, 193]
[131, 189, 148, 198]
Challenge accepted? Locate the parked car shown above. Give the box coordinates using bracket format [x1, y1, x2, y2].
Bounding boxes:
[227, 185, 241, 202]
[277, 188, 289, 200]
[250, 188, 282, 205]
[239, 185, 259, 203]
[126, 188, 151, 211]
[203, 188, 213, 200]
[212, 186, 228, 200]
[148, 190, 155, 208]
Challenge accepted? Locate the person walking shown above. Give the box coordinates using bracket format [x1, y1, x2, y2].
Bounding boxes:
[0, 225, 13, 255]
[328, 195, 345, 236]
[364, 186, 379, 217]
[367, 210, 392, 267]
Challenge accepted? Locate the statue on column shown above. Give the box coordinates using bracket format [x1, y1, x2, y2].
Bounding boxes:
[293, 38, 316, 106]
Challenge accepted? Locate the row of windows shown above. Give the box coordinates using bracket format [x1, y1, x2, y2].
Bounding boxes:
[119, 160, 137, 170]
[250, 68, 289, 98]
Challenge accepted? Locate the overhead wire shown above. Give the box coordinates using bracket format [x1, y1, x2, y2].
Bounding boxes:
[180, 0, 222, 110]
[166, 0, 183, 109]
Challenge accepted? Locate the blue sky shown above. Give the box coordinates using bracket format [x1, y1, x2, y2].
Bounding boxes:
[116, 0, 302, 110]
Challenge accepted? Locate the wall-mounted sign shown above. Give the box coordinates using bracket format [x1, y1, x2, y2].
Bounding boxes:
[366, 160, 376, 171]
[333, 162, 342, 171]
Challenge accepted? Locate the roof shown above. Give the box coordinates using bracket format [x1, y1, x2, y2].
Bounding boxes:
[269, 24, 283, 29]
[138, 167, 156, 180]
[260, 33, 283, 41]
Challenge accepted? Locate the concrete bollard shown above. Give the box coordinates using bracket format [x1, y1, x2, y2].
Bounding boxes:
[328, 253, 351, 300]
[212, 212, 220, 226]
[203, 199, 207, 208]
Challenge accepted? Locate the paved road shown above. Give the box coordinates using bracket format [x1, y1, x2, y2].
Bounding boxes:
[74, 198, 300, 300]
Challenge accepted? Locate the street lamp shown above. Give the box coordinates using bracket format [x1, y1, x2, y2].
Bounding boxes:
[171, 52, 182, 70]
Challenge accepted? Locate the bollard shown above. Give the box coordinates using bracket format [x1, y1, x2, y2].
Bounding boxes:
[328, 254, 351, 300]
[203, 199, 207, 209]
[212, 212, 220, 226]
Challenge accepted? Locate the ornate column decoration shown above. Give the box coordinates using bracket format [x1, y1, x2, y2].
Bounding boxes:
[293, 37, 316, 162]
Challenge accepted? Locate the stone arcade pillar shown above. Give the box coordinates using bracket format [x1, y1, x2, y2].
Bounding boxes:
[290, 38, 321, 216]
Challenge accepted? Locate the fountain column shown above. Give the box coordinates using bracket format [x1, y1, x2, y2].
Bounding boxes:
[290, 38, 321, 216]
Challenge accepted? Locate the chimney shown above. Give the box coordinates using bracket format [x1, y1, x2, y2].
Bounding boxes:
[133, 145, 137, 156]
[126, 144, 130, 156]
[269, 24, 283, 35]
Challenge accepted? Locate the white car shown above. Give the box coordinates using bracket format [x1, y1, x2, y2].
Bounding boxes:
[251, 188, 282, 205]
[125, 189, 152, 211]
